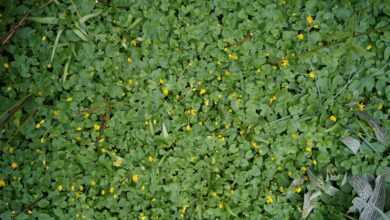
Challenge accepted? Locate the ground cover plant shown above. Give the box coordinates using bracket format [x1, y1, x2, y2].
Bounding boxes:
[0, 0, 389, 219]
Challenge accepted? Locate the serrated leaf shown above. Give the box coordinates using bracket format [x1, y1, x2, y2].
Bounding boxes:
[341, 136, 361, 154]
[349, 176, 373, 201]
[302, 191, 321, 219]
[357, 112, 388, 144]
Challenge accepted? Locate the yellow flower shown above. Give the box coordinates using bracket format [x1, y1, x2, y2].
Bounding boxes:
[0, 179, 6, 188]
[42, 36, 47, 41]
[57, 185, 64, 192]
[109, 187, 115, 194]
[306, 15, 314, 26]
[357, 102, 365, 112]
[329, 115, 337, 122]
[3, 63, 10, 69]
[228, 53, 238, 61]
[159, 79, 165, 84]
[35, 120, 45, 128]
[366, 44, 372, 50]
[269, 95, 277, 104]
[148, 156, 155, 162]
[301, 166, 308, 172]
[291, 132, 299, 140]
[265, 195, 273, 204]
[90, 180, 96, 187]
[113, 157, 124, 167]
[94, 124, 101, 131]
[199, 88, 207, 96]
[297, 33, 304, 41]
[66, 97, 73, 102]
[189, 108, 197, 116]
[11, 162, 18, 169]
[185, 124, 192, 132]
[132, 175, 140, 183]
[161, 87, 169, 96]
[308, 71, 316, 80]
[101, 189, 106, 195]
[280, 58, 288, 67]
[131, 39, 137, 47]
[127, 79, 134, 86]
[305, 147, 312, 153]
[127, 57, 133, 64]
[311, 160, 317, 166]
[294, 186, 302, 193]
[76, 127, 82, 131]
[218, 202, 224, 209]
[211, 192, 218, 197]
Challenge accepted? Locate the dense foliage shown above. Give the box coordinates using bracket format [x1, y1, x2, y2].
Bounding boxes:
[0, 0, 389, 219]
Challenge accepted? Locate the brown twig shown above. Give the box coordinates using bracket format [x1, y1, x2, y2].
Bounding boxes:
[1, 11, 31, 46]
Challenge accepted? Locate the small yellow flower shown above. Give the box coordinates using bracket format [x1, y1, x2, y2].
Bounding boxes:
[131, 39, 137, 47]
[159, 79, 165, 84]
[228, 53, 238, 61]
[211, 192, 218, 197]
[265, 195, 273, 204]
[269, 95, 277, 104]
[306, 16, 314, 26]
[311, 160, 317, 166]
[11, 162, 18, 169]
[0, 179, 6, 188]
[113, 157, 124, 167]
[280, 58, 288, 67]
[53, 110, 60, 117]
[132, 174, 140, 183]
[76, 127, 82, 131]
[199, 88, 207, 96]
[4, 63, 10, 69]
[148, 156, 155, 162]
[94, 124, 101, 131]
[66, 97, 73, 102]
[301, 166, 308, 172]
[218, 202, 224, 209]
[291, 132, 299, 140]
[57, 185, 64, 192]
[127, 57, 133, 64]
[35, 120, 45, 128]
[101, 189, 106, 195]
[329, 115, 337, 122]
[366, 44, 372, 50]
[308, 71, 316, 80]
[305, 147, 312, 153]
[357, 102, 365, 112]
[204, 99, 209, 106]
[297, 33, 304, 41]
[189, 108, 197, 116]
[294, 186, 302, 193]
[185, 124, 192, 132]
[42, 36, 47, 41]
[161, 87, 169, 96]
[251, 142, 258, 149]
[127, 79, 134, 86]
[47, 64, 52, 69]
[109, 187, 115, 194]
